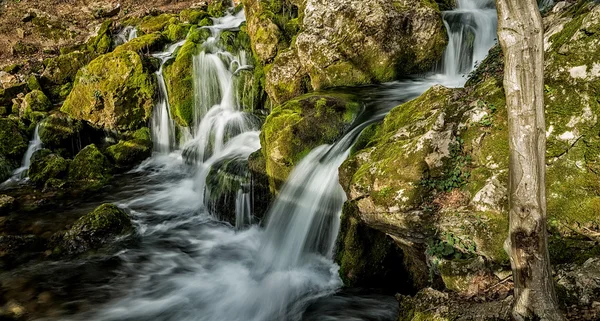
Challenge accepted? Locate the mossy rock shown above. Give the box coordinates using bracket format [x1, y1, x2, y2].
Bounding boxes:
[28, 149, 70, 187]
[38, 113, 91, 156]
[261, 92, 360, 192]
[0, 118, 29, 163]
[60, 203, 133, 255]
[163, 22, 191, 42]
[114, 32, 168, 54]
[179, 9, 209, 24]
[26, 75, 42, 91]
[207, 0, 230, 17]
[61, 50, 156, 131]
[106, 128, 152, 170]
[41, 51, 88, 96]
[87, 20, 113, 55]
[23, 90, 53, 118]
[68, 144, 112, 188]
[138, 14, 175, 34]
[205, 157, 252, 224]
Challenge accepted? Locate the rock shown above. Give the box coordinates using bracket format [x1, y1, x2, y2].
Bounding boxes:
[26, 75, 42, 91]
[21, 90, 52, 121]
[38, 113, 92, 157]
[86, 20, 113, 55]
[261, 93, 360, 192]
[41, 51, 88, 99]
[297, 0, 447, 90]
[68, 144, 112, 190]
[106, 128, 152, 170]
[138, 14, 176, 34]
[247, 150, 273, 221]
[28, 149, 70, 187]
[179, 9, 209, 24]
[0, 195, 15, 215]
[163, 28, 210, 126]
[61, 50, 156, 131]
[114, 33, 168, 54]
[205, 157, 252, 225]
[264, 47, 310, 105]
[11, 41, 37, 56]
[22, 11, 36, 23]
[60, 203, 133, 255]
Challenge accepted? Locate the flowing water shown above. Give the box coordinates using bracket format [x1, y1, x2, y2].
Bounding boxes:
[1, 124, 43, 185]
[113, 26, 137, 46]
[17, 2, 498, 320]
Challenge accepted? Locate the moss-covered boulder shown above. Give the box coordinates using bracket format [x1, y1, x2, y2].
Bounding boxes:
[337, 0, 600, 292]
[138, 14, 176, 34]
[28, 149, 70, 187]
[106, 127, 152, 170]
[61, 50, 156, 131]
[41, 51, 87, 95]
[261, 93, 360, 192]
[68, 144, 112, 188]
[23, 90, 52, 112]
[60, 203, 133, 255]
[205, 158, 252, 225]
[86, 20, 113, 55]
[114, 32, 168, 54]
[38, 113, 90, 156]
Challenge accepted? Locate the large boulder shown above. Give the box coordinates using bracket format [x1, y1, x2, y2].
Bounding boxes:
[261, 93, 360, 192]
[60, 203, 133, 255]
[337, 0, 600, 291]
[61, 50, 156, 131]
[38, 113, 94, 157]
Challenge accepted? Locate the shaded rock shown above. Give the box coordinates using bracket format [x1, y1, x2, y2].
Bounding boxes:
[38, 113, 92, 157]
[28, 149, 70, 187]
[68, 144, 112, 189]
[61, 50, 156, 131]
[261, 93, 360, 192]
[114, 32, 168, 54]
[0, 195, 16, 216]
[0, 118, 29, 179]
[60, 203, 133, 255]
[247, 150, 273, 221]
[106, 128, 152, 170]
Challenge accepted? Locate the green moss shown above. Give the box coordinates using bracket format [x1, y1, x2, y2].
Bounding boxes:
[86, 20, 113, 55]
[28, 149, 70, 186]
[164, 23, 190, 42]
[180, 9, 209, 24]
[0, 118, 28, 162]
[26, 75, 42, 91]
[61, 50, 156, 131]
[207, 0, 229, 17]
[23, 90, 52, 112]
[114, 33, 167, 54]
[68, 144, 112, 187]
[138, 14, 175, 34]
[106, 128, 152, 169]
[261, 92, 358, 191]
[41, 51, 88, 88]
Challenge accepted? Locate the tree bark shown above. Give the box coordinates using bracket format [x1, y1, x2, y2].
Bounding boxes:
[496, 0, 565, 320]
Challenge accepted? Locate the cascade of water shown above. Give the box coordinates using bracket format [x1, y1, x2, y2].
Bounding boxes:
[151, 41, 186, 154]
[439, 0, 497, 84]
[3, 124, 43, 184]
[113, 26, 137, 46]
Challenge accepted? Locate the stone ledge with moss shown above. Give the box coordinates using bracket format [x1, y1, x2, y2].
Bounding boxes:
[261, 92, 360, 192]
[68, 144, 112, 191]
[61, 50, 156, 131]
[337, 0, 600, 297]
[58, 203, 133, 255]
[106, 127, 153, 170]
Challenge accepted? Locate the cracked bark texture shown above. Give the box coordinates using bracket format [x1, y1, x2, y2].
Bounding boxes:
[496, 0, 564, 320]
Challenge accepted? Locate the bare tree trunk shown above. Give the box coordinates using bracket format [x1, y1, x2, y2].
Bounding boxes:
[496, 0, 565, 320]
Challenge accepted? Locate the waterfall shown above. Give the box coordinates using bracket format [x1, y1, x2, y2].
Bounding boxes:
[439, 0, 497, 84]
[114, 26, 137, 46]
[151, 41, 186, 154]
[2, 124, 43, 184]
